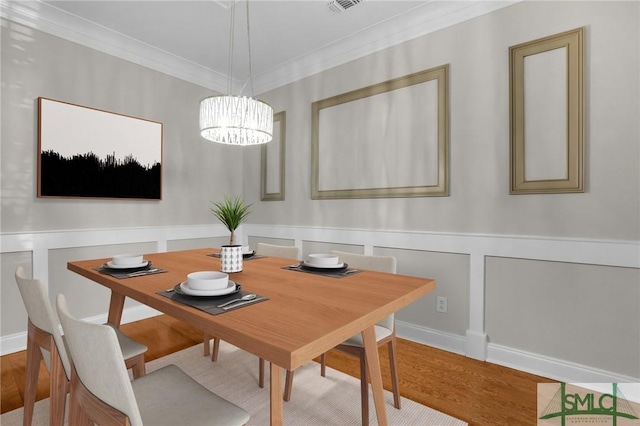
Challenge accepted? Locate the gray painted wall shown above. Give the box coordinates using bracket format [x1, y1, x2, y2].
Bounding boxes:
[1, 19, 244, 233]
[243, 1, 639, 241]
[3, 2, 637, 240]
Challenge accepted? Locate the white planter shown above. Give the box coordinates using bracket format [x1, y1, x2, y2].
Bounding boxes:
[220, 245, 243, 273]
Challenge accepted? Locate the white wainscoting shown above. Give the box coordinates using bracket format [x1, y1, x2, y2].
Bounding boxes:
[245, 223, 640, 383]
[2, 223, 638, 383]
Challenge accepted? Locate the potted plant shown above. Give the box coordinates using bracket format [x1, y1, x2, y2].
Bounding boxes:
[210, 195, 252, 272]
[210, 195, 252, 245]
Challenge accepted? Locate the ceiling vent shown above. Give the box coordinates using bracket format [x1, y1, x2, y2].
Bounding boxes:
[328, 0, 364, 13]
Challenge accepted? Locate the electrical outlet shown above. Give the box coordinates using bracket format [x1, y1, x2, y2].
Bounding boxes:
[436, 296, 447, 313]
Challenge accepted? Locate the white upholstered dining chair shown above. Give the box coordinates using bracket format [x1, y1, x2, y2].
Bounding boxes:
[282, 250, 400, 426]
[14, 266, 147, 426]
[56, 294, 250, 426]
[255, 242, 301, 260]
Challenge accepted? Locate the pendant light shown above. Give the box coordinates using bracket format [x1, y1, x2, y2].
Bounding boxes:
[199, 0, 273, 146]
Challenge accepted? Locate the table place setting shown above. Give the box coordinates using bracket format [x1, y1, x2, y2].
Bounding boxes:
[96, 254, 168, 279]
[283, 253, 360, 278]
[157, 271, 268, 315]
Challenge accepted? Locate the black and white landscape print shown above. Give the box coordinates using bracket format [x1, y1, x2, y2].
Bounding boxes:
[38, 98, 163, 199]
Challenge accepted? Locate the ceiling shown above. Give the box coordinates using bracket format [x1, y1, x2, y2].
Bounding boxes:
[3, 0, 518, 94]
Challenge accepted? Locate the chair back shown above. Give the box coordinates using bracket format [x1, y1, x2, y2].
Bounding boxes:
[15, 266, 71, 378]
[330, 250, 397, 331]
[256, 242, 301, 260]
[56, 294, 143, 426]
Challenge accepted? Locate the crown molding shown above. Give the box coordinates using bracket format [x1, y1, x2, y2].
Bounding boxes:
[1, 0, 230, 93]
[1, 0, 520, 94]
[252, 0, 521, 93]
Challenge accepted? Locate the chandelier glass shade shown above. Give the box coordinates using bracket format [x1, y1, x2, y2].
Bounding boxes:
[199, 0, 273, 146]
[200, 95, 273, 145]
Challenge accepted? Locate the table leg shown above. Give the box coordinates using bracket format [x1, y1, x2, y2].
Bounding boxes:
[270, 362, 283, 426]
[362, 326, 388, 426]
[107, 292, 125, 327]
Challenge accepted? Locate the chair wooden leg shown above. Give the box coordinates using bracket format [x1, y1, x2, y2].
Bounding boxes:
[23, 329, 42, 426]
[388, 338, 401, 409]
[258, 357, 265, 388]
[203, 332, 211, 356]
[69, 389, 91, 426]
[125, 353, 146, 379]
[211, 337, 220, 362]
[320, 353, 327, 377]
[203, 333, 221, 361]
[283, 370, 294, 401]
[359, 354, 369, 426]
[49, 344, 69, 426]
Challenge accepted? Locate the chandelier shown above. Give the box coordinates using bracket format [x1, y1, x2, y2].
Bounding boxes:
[199, 0, 273, 146]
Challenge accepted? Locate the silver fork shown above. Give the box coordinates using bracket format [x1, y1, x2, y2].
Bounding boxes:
[126, 268, 160, 277]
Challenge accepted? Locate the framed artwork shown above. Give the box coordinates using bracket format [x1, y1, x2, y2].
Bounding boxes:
[509, 27, 584, 194]
[261, 111, 286, 201]
[37, 97, 163, 200]
[311, 65, 449, 199]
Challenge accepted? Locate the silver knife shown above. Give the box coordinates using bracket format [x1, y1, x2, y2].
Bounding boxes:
[221, 297, 265, 310]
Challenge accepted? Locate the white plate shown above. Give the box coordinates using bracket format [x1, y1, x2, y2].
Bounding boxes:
[179, 280, 237, 296]
[301, 261, 345, 269]
[106, 260, 150, 269]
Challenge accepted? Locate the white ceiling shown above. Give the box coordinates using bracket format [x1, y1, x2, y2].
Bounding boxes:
[2, 0, 518, 94]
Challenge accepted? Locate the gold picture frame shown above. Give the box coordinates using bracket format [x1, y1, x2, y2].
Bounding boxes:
[509, 28, 584, 194]
[311, 65, 449, 199]
[261, 111, 286, 201]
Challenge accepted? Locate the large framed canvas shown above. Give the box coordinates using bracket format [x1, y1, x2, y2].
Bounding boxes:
[37, 97, 163, 200]
[509, 28, 584, 194]
[311, 65, 449, 199]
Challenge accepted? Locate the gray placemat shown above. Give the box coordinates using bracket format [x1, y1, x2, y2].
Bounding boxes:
[157, 283, 268, 315]
[96, 264, 168, 279]
[282, 264, 360, 279]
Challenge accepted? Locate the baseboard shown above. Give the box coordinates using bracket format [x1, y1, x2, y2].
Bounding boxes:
[395, 320, 467, 355]
[0, 305, 162, 356]
[0, 332, 27, 356]
[394, 321, 639, 385]
[465, 329, 488, 360]
[487, 342, 640, 384]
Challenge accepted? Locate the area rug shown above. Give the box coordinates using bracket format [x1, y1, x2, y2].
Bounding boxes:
[1, 341, 467, 425]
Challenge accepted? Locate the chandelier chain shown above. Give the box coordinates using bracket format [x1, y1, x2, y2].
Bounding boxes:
[245, 0, 255, 97]
[226, 0, 236, 95]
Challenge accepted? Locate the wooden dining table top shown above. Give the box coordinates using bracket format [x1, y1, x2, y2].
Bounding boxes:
[67, 248, 435, 372]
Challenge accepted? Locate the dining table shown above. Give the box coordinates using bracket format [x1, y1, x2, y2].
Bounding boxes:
[67, 248, 435, 426]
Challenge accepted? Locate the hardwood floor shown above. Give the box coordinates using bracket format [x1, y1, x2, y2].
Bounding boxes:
[1, 315, 555, 425]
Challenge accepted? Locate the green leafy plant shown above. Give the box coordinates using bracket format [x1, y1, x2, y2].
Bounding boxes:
[210, 195, 252, 246]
